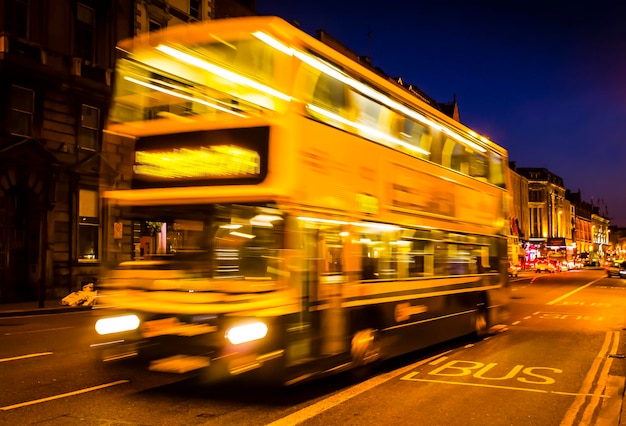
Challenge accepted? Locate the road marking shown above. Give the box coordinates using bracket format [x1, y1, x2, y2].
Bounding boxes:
[562, 302, 612, 307]
[546, 277, 604, 305]
[400, 368, 608, 399]
[0, 352, 53, 363]
[0, 380, 129, 411]
[265, 350, 453, 426]
[429, 356, 449, 366]
[4, 326, 73, 336]
[580, 332, 620, 424]
[560, 331, 619, 426]
[401, 374, 547, 393]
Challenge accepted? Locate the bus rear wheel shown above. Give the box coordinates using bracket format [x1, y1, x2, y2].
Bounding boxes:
[350, 328, 381, 380]
[473, 305, 489, 340]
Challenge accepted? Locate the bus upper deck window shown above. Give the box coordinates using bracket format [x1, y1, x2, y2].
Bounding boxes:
[312, 72, 346, 113]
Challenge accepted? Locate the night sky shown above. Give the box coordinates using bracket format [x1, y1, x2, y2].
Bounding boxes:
[256, 1, 626, 227]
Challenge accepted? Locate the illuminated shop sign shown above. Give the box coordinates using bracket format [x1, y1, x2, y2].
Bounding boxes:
[134, 145, 260, 179]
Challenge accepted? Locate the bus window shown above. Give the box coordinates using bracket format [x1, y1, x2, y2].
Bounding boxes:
[400, 118, 431, 160]
[360, 236, 381, 280]
[312, 72, 346, 114]
[407, 239, 434, 278]
[441, 137, 462, 172]
[349, 90, 396, 146]
[490, 151, 506, 188]
[470, 151, 489, 181]
[433, 242, 450, 276]
[358, 225, 403, 281]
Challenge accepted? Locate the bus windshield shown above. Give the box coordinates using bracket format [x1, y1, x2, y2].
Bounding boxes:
[111, 204, 285, 282]
[109, 34, 288, 127]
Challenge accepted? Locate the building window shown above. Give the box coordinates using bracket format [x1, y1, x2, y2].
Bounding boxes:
[149, 19, 162, 32]
[190, 0, 200, 19]
[75, 3, 95, 62]
[78, 189, 99, 262]
[8, 0, 29, 38]
[78, 104, 100, 151]
[9, 85, 34, 137]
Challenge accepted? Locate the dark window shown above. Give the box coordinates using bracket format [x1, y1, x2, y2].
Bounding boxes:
[149, 20, 161, 32]
[9, 85, 34, 137]
[190, 0, 200, 19]
[8, 0, 29, 38]
[529, 189, 544, 202]
[78, 105, 100, 151]
[75, 3, 95, 62]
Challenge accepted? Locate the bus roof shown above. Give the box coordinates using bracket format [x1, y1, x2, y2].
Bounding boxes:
[116, 15, 506, 157]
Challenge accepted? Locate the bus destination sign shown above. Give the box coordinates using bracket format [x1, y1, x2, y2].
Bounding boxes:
[131, 127, 269, 188]
[134, 144, 260, 179]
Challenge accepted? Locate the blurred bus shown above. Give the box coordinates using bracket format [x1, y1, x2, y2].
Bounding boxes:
[93, 16, 511, 385]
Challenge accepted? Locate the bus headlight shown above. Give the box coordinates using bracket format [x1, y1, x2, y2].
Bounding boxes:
[95, 314, 141, 335]
[226, 321, 268, 345]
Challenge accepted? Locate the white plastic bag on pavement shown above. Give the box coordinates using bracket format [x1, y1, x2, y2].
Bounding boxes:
[61, 283, 97, 306]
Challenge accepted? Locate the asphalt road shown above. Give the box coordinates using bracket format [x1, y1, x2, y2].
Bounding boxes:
[1, 268, 625, 425]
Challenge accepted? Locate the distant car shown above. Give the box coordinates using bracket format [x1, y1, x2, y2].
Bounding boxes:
[508, 263, 520, 277]
[558, 261, 569, 272]
[607, 261, 626, 278]
[535, 259, 556, 273]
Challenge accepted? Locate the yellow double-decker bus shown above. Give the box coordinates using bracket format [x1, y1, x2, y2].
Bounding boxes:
[94, 16, 511, 385]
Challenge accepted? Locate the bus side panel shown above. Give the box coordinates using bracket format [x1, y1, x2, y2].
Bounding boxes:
[347, 290, 488, 360]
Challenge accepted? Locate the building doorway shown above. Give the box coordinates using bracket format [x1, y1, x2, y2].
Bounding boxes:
[0, 185, 44, 302]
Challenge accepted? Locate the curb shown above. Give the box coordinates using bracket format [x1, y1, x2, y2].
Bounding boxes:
[0, 305, 93, 317]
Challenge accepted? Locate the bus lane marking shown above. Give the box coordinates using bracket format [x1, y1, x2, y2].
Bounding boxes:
[560, 331, 620, 426]
[522, 311, 604, 322]
[400, 358, 612, 399]
[0, 352, 53, 363]
[265, 350, 453, 426]
[546, 277, 604, 305]
[562, 301, 612, 308]
[0, 380, 129, 411]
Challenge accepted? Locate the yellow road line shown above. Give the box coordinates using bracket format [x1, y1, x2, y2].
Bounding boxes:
[546, 277, 604, 305]
[560, 331, 617, 426]
[1, 380, 129, 411]
[265, 351, 452, 426]
[0, 352, 53, 363]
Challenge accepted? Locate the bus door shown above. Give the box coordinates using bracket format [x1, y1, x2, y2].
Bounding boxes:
[298, 221, 347, 358]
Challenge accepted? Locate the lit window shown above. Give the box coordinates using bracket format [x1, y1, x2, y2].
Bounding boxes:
[78, 188, 99, 262]
[9, 85, 34, 137]
[78, 104, 100, 150]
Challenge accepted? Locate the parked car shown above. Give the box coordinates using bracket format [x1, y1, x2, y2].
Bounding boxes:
[535, 258, 556, 273]
[606, 261, 626, 278]
[508, 262, 520, 277]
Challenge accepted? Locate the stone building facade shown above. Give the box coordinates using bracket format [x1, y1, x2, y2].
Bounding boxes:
[0, 0, 258, 304]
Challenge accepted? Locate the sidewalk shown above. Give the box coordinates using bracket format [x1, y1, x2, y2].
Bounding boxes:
[0, 299, 93, 317]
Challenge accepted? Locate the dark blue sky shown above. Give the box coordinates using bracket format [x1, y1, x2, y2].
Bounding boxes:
[256, 1, 626, 227]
